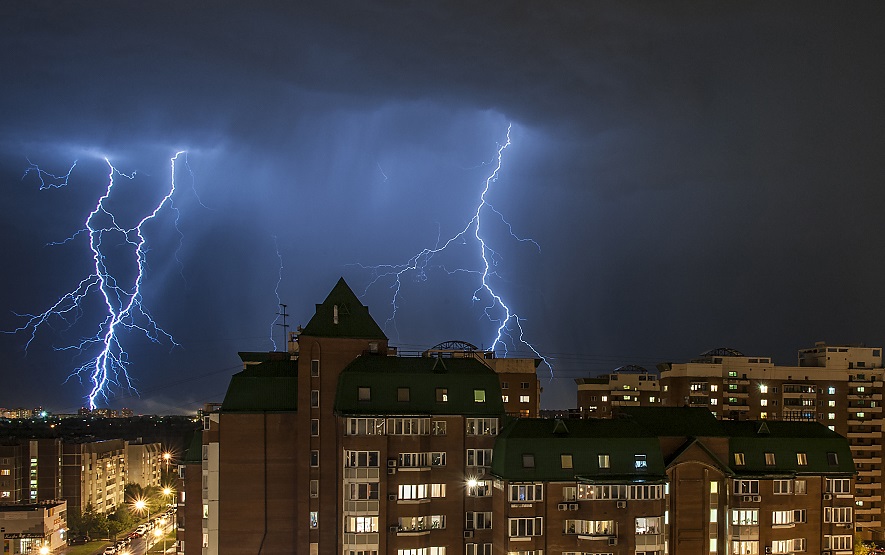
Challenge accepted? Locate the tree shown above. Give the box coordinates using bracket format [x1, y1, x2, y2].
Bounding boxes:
[855, 536, 870, 555]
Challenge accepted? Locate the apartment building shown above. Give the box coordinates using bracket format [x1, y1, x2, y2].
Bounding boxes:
[0, 439, 62, 505]
[61, 439, 127, 514]
[127, 442, 164, 489]
[658, 343, 883, 538]
[189, 278, 540, 555]
[575, 365, 661, 417]
[490, 407, 856, 555]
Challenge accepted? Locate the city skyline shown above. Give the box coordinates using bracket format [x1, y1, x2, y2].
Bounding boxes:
[2, 3, 885, 412]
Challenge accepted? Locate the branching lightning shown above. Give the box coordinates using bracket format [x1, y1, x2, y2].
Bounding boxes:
[357, 124, 552, 374]
[8, 153, 185, 408]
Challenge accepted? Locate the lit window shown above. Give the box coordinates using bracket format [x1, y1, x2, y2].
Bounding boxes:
[474, 389, 486, 403]
[765, 453, 775, 465]
[502, 395, 509, 402]
[561, 454, 573, 469]
[760, 399, 768, 406]
[710, 384, 718, 392]
[634, 454, 648, 469]
[760, 412, 768, 419]
[309, 511, 318, 529]
[760, 385, 768, 394]
[828, 386, 836, 394]
[601, 396, 608, 402]
[796, 453, 807, 466]
[858, 412, 866, 418]
[436, 388, 448, 402]
[598, 454, 610, 469]
[710, 398, 718, 405]
[734, 453, 745, 466]
[828, 413, 836, 420]
[829, 400, 836, 407]
[519, 395, 530, 403]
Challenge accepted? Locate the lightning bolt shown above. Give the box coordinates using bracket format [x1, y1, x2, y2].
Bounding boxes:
[357, 124, 552, 375]
[8, 153, 185, 408]
[269, 234, 284, 351]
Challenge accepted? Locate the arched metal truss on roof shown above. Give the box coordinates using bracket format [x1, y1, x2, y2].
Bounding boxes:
[429, 340, 480, 351]
[700, 347, 745, 357]
[612, 364, 649, 373]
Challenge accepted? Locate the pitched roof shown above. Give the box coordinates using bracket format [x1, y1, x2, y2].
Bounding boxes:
[221, 354, 298, 412]
[334, 355, 504, 416]
[300, 278, 387, 340]
[723, 420, 855, 476]
[491, 418, 666, 482]
[182, 430, 203, 464]
[616, 406, 728, 437]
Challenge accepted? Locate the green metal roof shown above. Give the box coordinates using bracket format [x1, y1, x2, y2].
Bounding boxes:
[616, 406, 728, 437]
[182, 430, 203, 464]
[723, 420, 855, 476]
[334, 356, 504, 416]
[221, 354, 298, 412]
[491, 418, 666, 482]
[300, 278, 387, 340]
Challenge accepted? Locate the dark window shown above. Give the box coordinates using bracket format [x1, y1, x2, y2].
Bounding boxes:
[397, 387, 410, 402]
[436, 388, 448, 402]
[522, 454, 535, 468]
[358, 387, 370, 401]
[310, 359, 319, 377]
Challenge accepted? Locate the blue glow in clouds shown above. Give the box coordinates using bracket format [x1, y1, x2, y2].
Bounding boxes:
[9, 153, 184, 408]
[358, 124, 553, 376]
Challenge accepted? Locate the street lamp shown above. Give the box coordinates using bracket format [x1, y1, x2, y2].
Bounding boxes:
[153, 526, 164, 555]
[132, 498, 150, 555]
[162, 452, 171, 474]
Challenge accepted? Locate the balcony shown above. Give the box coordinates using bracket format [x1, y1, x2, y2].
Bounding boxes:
[635, 533, 664, 550]
[344, 467, 380, 480]
[858, 469, 882, 478]
[848, 430, 883, 439]
[344, 500, 379, 514]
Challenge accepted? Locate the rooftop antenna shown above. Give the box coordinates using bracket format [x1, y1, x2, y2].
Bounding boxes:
[276, 304, 289, 352]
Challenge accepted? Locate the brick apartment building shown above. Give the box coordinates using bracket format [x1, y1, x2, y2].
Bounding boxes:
[179, 279, 860, 555]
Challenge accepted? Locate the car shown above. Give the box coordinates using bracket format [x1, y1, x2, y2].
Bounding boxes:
[135, 525, 147, 535]
[127, 532, 139, 540]
[103, 547, 116, 555]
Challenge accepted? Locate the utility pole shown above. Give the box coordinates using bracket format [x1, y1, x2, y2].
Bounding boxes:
[276, 304, 289, 352]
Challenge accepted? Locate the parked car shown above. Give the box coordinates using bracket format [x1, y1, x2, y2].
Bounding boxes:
[103, 547, 116, 555]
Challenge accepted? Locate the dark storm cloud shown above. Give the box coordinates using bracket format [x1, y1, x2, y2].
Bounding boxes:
[2, 1, 885, 411]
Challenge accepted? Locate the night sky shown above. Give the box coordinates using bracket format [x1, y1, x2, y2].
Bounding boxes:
[2, 2, 885, 413]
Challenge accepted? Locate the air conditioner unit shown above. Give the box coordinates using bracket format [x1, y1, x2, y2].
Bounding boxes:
[388, 494, 397, 501]
[463, 530, 474, 539]
[389, 525, 398, 533]
[752, 495, 761, 502]
[608, 537, 618, 546]
[616, 501, 627, 509]
[743, 496, 753, 502]
[823, 493, 832, 500]
[477, 467, 486, 476]
[388, 467, 396, 475]
[387, 459, 397, 467]
[568, 503, 579, 510]
[557, 503, 568, 511]
[839, 523, 852, 528]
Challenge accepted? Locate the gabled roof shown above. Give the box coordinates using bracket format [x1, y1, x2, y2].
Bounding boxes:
[723, 420, 855, 476]
[334, 356, 504, 416]
[490, 418, 666, 483]
[221, 354, 298, 412]
[300, 278, 387, 340]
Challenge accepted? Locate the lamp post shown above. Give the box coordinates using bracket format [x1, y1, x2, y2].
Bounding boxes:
[162, 452, 171, 475]
[133, 499, 150, 555]
[153, 526, 164, 555]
